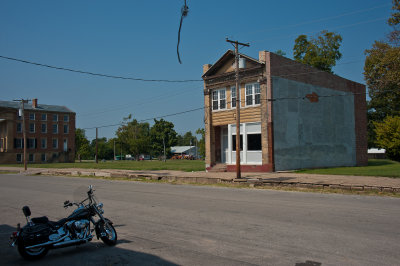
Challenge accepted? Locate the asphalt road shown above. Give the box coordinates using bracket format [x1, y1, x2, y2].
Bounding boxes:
[0, 174, 399, 266]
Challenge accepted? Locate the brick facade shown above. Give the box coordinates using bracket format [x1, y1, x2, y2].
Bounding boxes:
[0, 101, 76, 164]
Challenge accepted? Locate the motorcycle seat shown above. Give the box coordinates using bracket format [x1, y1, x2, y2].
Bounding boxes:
[31, 216, 49, 224]
[48, 218, 68, 228]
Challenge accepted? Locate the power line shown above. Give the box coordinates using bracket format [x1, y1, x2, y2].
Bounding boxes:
[0, 55, 202, 83]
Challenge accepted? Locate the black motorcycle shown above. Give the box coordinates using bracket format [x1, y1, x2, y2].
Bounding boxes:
[9, 185, 117, 260]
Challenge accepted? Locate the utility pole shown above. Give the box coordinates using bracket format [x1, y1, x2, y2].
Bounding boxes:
[163, 135, 166, 162]
[113, 139, 116, 160]
[226, 38, 249, 179]
[95, 127, 98, 163]
[14, 99, 30, 171]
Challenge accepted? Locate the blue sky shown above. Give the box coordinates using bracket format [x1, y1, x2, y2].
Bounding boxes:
[0, 0, 394, 140]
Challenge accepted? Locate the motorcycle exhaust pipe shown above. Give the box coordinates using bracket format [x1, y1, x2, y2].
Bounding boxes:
[52, 237, 92, 249]
[25, 235, 69, 249]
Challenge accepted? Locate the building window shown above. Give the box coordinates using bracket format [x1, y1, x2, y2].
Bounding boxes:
[0, 138, 4, 152]
[17, 123, 22, 133]
[53, 138, 58, 149]
[41, 138, 47, 149]
[212, 89, 226, 111]
[53, 124, 58, 134]
[63, 124, 69, 134]
[41, 153, 46, 162]
[232, 135, 243, 151]
[231, 86, 241, 108]
[29, 123, 35, 133]
[41, 114, 47, 121]
[41, 123, 47, 133]
[15, 138, 23, 149]
[245, 83, 261, 106]
[16, 154, 22, 162]
[28, 154, 34, 162]
[53, 114, 58, 121]
[27, 138, 36, 149]
[64, 115, 69, 122]
[247, 134, 262, 151]
[63, 139, 68, 152]
[29, 113, 35, 120]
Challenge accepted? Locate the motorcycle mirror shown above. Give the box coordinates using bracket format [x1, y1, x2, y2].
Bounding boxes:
[88, 185, 93, 192]
[22, 206, 31, 217]
[64, 200, 70, 206]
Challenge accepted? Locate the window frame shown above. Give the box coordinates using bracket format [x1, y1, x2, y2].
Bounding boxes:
[29, 123, 35, 133]
[29, 113, 35, 120]
[52, 138, 58, 149]
[41, 138, 47, 149]
[17, 122, 22, 133]
[53, 124, 58, 134]
[245, 83, 261, 106]
[63, 114, 69, 122]
[63, 124, 69, 134]
[212, 88, 226, 111]
[41, 113, 47, 121]
[41, 123, 47, 133]
[53, 114, 58, 122]
[231, 86, 241, 109]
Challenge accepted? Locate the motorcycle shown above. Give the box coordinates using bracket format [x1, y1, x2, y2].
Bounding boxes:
[9, 185, 117, 260]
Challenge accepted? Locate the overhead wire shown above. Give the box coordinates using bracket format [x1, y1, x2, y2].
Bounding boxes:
[177, 0, 189, 64]
[0, 55, 202, 83]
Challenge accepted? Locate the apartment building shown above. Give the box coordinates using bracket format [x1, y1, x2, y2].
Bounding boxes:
[0, 99, 76, 164]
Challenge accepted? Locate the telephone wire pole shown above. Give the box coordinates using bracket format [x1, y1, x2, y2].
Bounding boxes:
[226, 38, 250, 179]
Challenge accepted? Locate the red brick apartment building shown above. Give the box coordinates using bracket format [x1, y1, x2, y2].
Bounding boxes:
[202, 50, 367, 172]
[0, 99, 76, 164]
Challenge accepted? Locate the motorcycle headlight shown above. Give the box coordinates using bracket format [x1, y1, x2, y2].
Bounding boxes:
[97, 202, 103, 209]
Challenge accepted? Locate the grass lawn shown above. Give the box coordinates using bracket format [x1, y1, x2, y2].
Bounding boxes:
[1, 160, 206, 172]
[296, 159, 400, 178]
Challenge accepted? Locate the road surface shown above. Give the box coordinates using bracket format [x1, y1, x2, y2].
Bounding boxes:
[0, 173, 399, 265]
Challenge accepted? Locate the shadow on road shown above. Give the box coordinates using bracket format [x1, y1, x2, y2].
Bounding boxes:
[295, 260, 322, 266]
[1, 224, 178, 266]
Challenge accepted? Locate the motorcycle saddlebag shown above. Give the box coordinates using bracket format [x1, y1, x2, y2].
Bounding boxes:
[21, 223, 52, 246]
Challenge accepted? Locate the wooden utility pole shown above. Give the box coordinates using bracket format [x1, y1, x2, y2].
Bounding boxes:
[96, 127, 98, 163]
[14, 99, 30, 171]
[226, 38, 249, 179]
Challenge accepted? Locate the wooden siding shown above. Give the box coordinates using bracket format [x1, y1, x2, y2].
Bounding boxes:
[211, 106, 261, 126]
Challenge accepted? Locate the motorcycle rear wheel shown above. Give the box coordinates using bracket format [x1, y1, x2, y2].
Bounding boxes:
[17, 236, 49, 260]
[100, 222, 117, 246]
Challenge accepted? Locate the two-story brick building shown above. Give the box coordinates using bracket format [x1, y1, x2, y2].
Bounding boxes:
[202, 50, 367, 172]
[0, 99, 76, 164]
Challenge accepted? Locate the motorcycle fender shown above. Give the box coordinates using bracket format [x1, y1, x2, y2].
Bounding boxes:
[95, 218, 113, 240]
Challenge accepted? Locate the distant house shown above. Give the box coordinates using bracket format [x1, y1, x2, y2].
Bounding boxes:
[367, 148, 386, 159]
[202, 50, 367, 172]
[0, 99, 76, 164]
[171, 146, 198, 158]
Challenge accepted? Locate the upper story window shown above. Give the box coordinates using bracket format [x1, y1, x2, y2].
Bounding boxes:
[17, 123, 22, 133]
[53, 124, 58, 134]
[53, 114, 58, 122]
[29, 123, 35, 133]
[41, 114, 47, 121]
[245, 83, 261, 106]
[231, 86, 241, 109]
[63, 115, 69, 122]
[212, 88, 226, 111]
[29, 113, 35, 120]
[63, 125, 69, 134]
[41, 123, 47, 133]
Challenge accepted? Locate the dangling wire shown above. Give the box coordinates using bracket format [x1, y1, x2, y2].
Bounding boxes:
[177, 0, 189, 64]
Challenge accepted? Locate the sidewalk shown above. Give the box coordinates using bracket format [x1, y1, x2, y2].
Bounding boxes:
[1, 166, 400, 193]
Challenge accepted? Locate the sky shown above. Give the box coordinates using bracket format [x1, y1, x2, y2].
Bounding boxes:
[0, 0, 394, 141]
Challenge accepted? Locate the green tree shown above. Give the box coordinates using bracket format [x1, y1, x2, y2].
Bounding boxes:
[177, 131, 197, 146]
[274, 49, 286, 56]
[196, 128, 205, 159]
[90, 137, 114, 160]
[116, 116, 151, 159]
[364, 1, 400, 147]
[149, 119, 177, 159]
[75, 128, 92, 160]
[374, 116, 400, 161]
[293, 30, 342, 73]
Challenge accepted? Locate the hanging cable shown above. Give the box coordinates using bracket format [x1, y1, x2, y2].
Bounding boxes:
[177, 0, 189, 64]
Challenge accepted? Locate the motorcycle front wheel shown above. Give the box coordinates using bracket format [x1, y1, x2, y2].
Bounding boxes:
[99, 221, 117, 246]
[17, 236, 49, 260]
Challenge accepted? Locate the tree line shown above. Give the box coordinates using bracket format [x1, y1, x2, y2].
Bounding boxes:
[75, 117, 205, 161]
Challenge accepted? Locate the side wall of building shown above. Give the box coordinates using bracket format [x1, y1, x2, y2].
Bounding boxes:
[272, 77, 356, 170]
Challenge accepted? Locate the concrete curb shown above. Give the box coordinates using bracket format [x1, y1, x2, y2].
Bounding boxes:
[16, 169, 400, 194]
